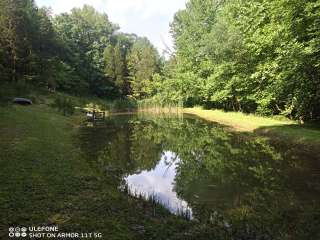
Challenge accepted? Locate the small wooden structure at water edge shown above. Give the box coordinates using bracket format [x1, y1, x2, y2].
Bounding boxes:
[86, 110, 106, 122]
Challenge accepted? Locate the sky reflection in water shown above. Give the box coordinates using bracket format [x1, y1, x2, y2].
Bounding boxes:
[124, 151, 192, 217]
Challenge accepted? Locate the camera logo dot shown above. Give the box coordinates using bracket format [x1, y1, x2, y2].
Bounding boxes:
[9, 226, 28, 238]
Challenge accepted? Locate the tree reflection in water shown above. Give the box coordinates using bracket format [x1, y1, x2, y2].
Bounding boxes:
[77, 114, 320, 239]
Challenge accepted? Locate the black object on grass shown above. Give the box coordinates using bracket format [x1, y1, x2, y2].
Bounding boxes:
[13, 98, 33, 105]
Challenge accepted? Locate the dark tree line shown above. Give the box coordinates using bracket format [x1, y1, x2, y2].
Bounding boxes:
[0, 0, 161, 99]
[0, 0, 57, 83]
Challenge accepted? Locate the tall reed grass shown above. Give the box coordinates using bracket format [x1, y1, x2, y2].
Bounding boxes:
[137, 98, 183, 114]
[121, 183, 192, 220]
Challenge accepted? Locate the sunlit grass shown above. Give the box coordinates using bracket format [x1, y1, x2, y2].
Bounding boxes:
[183, 107, 295, 131]
[184, 107, 320, 144]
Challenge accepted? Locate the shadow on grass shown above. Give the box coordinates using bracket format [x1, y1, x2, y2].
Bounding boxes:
[254, 123, 320, 149]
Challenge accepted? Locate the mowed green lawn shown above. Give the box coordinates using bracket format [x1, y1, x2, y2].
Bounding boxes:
[0, 104, 216, 240]
[184, 107, 320, 145]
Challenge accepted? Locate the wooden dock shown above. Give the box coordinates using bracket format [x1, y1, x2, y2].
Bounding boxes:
[86, 110, 106, 122]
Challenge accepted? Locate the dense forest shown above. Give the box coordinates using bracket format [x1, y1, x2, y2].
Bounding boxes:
[155, 0, 320, 121]
[1, 0, 320, 121]
[0, 0, 161, 99]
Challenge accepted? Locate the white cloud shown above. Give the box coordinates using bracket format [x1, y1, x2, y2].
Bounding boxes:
[35, 0, 187, 54]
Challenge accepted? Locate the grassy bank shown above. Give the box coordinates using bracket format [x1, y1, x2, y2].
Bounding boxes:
[184, 107, 320, 145]
[0, 103, 225, 240]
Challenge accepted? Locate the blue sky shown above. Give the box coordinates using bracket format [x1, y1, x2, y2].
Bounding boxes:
[35, 0, 187, 55]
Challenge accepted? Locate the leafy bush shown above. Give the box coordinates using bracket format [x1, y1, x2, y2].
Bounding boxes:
[52, 96, 75, 116]
[110, 99, 137, 112]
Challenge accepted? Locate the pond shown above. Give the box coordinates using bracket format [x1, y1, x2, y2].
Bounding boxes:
[77, 113, 320, 236]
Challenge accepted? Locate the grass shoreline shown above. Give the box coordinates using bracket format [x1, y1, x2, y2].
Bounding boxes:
[183, 107, 320, 146]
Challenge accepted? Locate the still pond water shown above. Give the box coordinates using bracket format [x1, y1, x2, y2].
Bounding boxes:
[78, 114, 320, 233]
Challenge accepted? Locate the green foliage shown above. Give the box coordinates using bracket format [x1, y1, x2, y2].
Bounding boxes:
[103, 33, 138, 96]
[0, 2, 160, 100]
[2, 0, 318, 120]
[127, 37, 161, 99]
[154, 0, 320, 121]
[0, 0, 58, 84]
[109, 98, 137, 112]
[53, 5, 117, 96]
